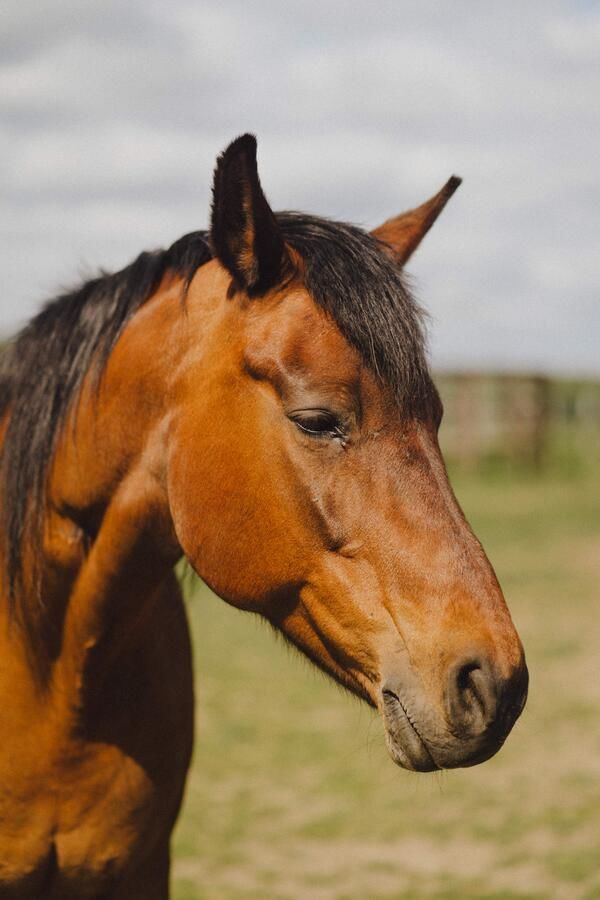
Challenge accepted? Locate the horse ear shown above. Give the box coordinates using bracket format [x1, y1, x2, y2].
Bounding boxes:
[210, 134, 287, 295]
[371, 176, 462, 267]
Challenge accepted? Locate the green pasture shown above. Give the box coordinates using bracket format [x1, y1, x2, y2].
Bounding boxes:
[171, 448, 600, 899]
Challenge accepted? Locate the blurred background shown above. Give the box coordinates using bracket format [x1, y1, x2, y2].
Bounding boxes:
[2, 2, 599, 898]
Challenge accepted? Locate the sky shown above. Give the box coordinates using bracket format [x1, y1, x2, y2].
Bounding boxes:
[1, 1, 599, 374]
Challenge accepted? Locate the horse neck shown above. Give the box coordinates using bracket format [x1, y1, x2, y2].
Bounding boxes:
[12, 276, 193, 691]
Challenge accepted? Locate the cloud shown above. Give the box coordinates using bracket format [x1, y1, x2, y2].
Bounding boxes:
[1, 0, 598, 373]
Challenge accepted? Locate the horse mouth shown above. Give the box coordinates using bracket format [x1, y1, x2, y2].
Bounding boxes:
[381, 689, 439, 772]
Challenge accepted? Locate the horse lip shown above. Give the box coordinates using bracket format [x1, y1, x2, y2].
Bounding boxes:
[381, 688, 439, 772]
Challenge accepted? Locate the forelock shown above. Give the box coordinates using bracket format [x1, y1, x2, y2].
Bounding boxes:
[277, 212, 433, 414]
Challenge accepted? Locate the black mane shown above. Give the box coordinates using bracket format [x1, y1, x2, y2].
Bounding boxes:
[0, 231, 212, 607]
[0, 214, 431, 612]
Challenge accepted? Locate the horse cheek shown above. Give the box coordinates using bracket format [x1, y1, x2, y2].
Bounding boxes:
[167, 416, 310, 612]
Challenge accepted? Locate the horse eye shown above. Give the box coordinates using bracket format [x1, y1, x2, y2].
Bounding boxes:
[289, 410, 345, 440]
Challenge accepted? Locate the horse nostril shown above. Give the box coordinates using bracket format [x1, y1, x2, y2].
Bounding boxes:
[447, 658, 498, 738]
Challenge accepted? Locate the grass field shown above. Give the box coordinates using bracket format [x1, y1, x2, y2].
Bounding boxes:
[171, 451, 600, 899]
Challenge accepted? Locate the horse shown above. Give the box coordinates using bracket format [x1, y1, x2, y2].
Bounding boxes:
[0, 134, 528, 898]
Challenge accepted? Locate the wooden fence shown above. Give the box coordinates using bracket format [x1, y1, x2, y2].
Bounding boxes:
[435, 374, 600, 471]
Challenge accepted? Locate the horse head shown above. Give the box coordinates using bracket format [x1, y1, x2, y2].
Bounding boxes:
[168, 135, 528, 771]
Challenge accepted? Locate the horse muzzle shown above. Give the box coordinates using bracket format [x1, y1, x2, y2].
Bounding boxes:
[380, 654, 529, 772]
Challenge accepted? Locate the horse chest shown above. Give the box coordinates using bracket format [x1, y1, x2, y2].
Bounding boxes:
[54, 747, 157, 895]
[0, 612, 192, 897]
[0, 743, 156, 898]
